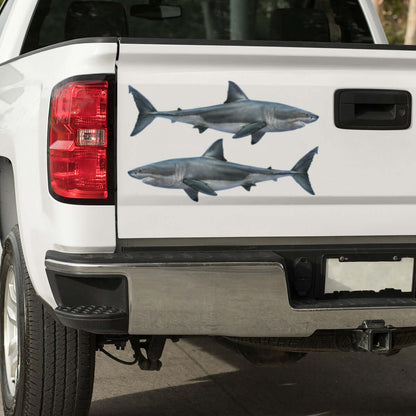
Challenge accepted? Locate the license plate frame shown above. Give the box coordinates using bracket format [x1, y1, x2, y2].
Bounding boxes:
[322, 254, 416, 297]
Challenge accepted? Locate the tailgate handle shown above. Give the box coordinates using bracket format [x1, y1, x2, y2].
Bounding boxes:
[335, 89, 411, 130]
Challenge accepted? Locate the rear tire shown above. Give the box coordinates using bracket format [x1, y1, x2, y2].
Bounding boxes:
[0, 227, 96, 416]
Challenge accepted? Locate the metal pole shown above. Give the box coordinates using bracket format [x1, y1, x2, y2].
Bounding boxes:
[230, 0, 251, 40]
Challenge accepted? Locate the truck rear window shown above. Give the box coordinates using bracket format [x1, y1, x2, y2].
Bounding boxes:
[22, 0, 373, 54]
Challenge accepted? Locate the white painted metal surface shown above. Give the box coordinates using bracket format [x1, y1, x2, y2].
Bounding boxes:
[0, 0, 38, 62]
[359, 0, 389, 44]
[117, 43, 416, 239]
[0, 42, 118, 307]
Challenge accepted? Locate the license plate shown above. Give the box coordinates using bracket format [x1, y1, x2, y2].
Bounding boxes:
[324, 257, 414, 294]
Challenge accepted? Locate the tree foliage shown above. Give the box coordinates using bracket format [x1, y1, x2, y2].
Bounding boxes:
[377, 0, 409, 44]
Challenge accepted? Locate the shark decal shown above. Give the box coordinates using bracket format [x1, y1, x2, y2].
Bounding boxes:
[128, 140, 318, 201]
[129, 82, 319, 145]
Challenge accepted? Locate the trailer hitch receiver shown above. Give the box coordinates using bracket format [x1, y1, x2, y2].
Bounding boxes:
[352, 320, 394, 353]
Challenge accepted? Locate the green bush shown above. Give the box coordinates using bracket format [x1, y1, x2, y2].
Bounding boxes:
[382, 0, 409, 44]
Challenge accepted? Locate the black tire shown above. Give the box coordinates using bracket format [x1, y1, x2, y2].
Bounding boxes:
[0, 227, 96, 416]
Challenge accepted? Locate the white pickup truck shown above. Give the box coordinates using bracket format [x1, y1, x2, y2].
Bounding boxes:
[0, 0, 415, 414]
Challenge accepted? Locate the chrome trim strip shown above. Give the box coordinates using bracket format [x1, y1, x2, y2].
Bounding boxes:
[45, 259, 280, 273]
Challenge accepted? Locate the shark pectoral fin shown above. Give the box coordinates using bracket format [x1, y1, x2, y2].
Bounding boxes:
[242, 183, 256, 192]
[224, 81, 249, 104]
[194, 125, 208, 134]
[233, 122, 267, 139]
[183, 178, 217, 196]
[251, 132, 265, 145]
[184, 188, 199, 202]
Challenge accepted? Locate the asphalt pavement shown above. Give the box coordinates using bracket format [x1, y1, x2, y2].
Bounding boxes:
[89, 337, 416, 416]
[1, 337, 416, 415]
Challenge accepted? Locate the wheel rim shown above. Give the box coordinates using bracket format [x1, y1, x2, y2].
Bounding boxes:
[4, 265, 19, 397]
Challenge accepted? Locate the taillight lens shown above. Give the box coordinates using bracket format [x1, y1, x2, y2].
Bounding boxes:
[49, 80, 109, 199]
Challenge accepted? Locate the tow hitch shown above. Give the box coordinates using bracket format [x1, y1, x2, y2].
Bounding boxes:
[352, 320, 395, 353]
[130, 336, 167, 371]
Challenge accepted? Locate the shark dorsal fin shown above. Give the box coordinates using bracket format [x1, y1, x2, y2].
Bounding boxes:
[202, 139, 227, 161]
[224, 81, 248, 104]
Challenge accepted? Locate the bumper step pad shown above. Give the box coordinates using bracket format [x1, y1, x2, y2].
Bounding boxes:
[55, 305, 128, 334]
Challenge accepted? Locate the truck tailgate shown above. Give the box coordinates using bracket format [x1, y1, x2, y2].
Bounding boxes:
[116, 42, 416, 239]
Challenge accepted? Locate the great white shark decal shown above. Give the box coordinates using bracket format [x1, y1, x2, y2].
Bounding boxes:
[129, 82, 319, 145]
[128, 140, 318, 201]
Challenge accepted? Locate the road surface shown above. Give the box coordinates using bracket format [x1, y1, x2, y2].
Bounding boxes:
[88, 337, 416, 416]
[0, 336, 415, 415]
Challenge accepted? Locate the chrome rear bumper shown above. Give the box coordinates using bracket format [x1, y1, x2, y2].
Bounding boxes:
[45, 251, 416, 337]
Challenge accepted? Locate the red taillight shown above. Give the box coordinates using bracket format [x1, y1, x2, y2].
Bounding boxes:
[49, 80, 109, 200]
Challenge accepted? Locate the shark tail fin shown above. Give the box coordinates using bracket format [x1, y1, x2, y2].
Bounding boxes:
[129, 85, 157, 136]
[291, 147, 319, 195]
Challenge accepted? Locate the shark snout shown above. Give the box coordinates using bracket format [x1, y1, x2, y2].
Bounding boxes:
[128, 168, 148, 180]
[290, 110, 319, 127]
[304, 112, 319, 123]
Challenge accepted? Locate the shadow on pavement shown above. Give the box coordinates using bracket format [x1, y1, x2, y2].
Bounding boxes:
[89, 337, 416, 416]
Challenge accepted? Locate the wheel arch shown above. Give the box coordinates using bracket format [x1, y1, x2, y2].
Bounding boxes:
[0, 157, 18, 246]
